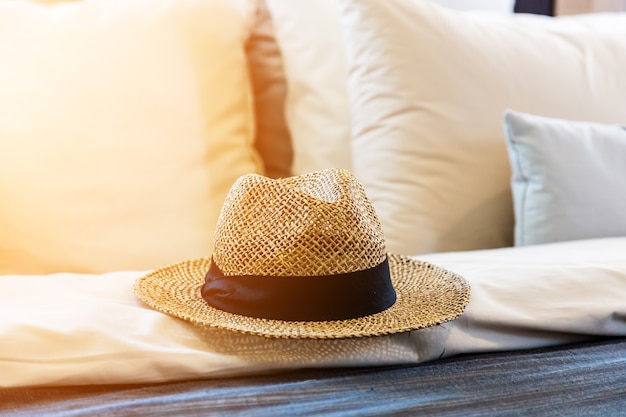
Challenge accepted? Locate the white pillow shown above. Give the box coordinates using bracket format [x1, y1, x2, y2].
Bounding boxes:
[505, 111, 626, 246]
[0, 0, 262, 274]
[338, 0, 626, 255]
[265, 0, 514, 175]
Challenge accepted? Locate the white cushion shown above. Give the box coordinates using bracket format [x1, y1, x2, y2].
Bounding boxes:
[338, 0, 626, 255]
[504, 111, 626, 246]
[265, 0, 514, 175]
[2, 237, 626, 387]
[0, 0, 262, 274]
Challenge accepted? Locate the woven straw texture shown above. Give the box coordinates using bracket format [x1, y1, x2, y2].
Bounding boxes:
[213, 169, 386, 277]
[134, 169, 470, 339]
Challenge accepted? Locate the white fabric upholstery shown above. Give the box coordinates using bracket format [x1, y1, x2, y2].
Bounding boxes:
[0, 0, 262, 274]
[266, 0, 514, 175]
[2, 237, 625, 387]
[339, 0, 626, 255]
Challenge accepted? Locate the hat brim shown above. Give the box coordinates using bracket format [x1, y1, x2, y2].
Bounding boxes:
[134, 254, 470, 339]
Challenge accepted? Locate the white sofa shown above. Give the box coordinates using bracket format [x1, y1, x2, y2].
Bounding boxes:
[1, 0, 625, 401]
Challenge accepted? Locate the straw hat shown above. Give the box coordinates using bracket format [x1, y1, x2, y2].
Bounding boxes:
[135, 169, 470, 339]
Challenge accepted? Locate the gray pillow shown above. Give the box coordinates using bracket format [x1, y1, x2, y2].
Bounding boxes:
[504, 110, 626, 246]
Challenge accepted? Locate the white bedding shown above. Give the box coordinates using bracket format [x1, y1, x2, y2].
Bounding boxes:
[1, 237, 625, 388]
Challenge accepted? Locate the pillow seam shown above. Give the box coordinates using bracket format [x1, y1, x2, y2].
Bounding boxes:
[505, 123, 529, 247]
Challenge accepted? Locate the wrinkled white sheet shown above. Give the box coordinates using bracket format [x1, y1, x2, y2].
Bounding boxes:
[1, 237, 625, 388]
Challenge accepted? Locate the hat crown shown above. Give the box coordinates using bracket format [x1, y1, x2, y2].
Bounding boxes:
[213, 169, 386, 277]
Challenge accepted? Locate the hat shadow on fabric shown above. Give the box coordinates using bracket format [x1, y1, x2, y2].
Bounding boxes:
[188, 323, 450, 367]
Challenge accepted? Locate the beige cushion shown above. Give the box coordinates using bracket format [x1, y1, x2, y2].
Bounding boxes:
[0, 0, 262, 274]
[339, 0, 626, 255]
[19, 0, 293, 179]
